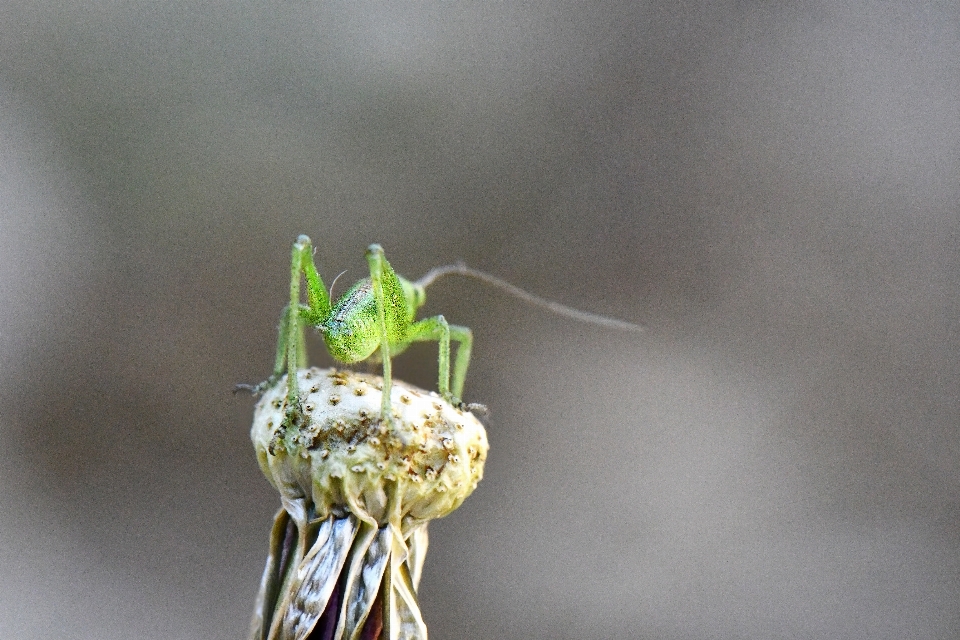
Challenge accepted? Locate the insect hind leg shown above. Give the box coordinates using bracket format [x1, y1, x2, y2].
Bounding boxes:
[406, 317, 472, 404]
[448, 324, 472, 401]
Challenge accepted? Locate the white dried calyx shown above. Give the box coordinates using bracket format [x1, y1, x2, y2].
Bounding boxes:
[251, 367, 488, 533]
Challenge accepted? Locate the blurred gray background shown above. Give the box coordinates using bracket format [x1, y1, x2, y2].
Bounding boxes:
[1, 1, 958, 638]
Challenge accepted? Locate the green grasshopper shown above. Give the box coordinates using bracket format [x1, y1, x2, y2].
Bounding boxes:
[264, 234, 644, 429]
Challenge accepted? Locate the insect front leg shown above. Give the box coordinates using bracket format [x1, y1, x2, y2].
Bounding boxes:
[276, 236, 332, 438]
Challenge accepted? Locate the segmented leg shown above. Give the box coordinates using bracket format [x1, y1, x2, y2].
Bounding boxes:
[366, 244, 394, 423]
[272, 236, 332, 439]
[449, 324, 472, 401]
[406, 318, 473, 404]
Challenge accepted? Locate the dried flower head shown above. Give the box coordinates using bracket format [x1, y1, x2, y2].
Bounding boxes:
[249, 367, 488, 640]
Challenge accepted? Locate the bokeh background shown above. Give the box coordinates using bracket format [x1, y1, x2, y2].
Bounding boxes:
[2, 2, 958, 638]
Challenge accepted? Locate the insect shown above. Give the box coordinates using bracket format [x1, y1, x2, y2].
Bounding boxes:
[263, 234, 644, 428]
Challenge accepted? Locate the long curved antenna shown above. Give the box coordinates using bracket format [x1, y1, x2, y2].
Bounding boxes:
[416, 263, 645, 333]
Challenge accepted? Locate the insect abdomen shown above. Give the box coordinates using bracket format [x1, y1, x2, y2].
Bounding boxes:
[321, 279, 407, 363]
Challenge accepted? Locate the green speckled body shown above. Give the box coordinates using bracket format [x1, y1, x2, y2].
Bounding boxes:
[271, 236, 474, 427]
[321, 271, 417, 363]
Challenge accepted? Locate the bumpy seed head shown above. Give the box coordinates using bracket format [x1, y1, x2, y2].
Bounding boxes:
[251, 367, 488, 533]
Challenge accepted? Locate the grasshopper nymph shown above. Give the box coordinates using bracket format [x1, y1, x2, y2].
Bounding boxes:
[264, 234, 643, 433]
[268, 235, 471, 432]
